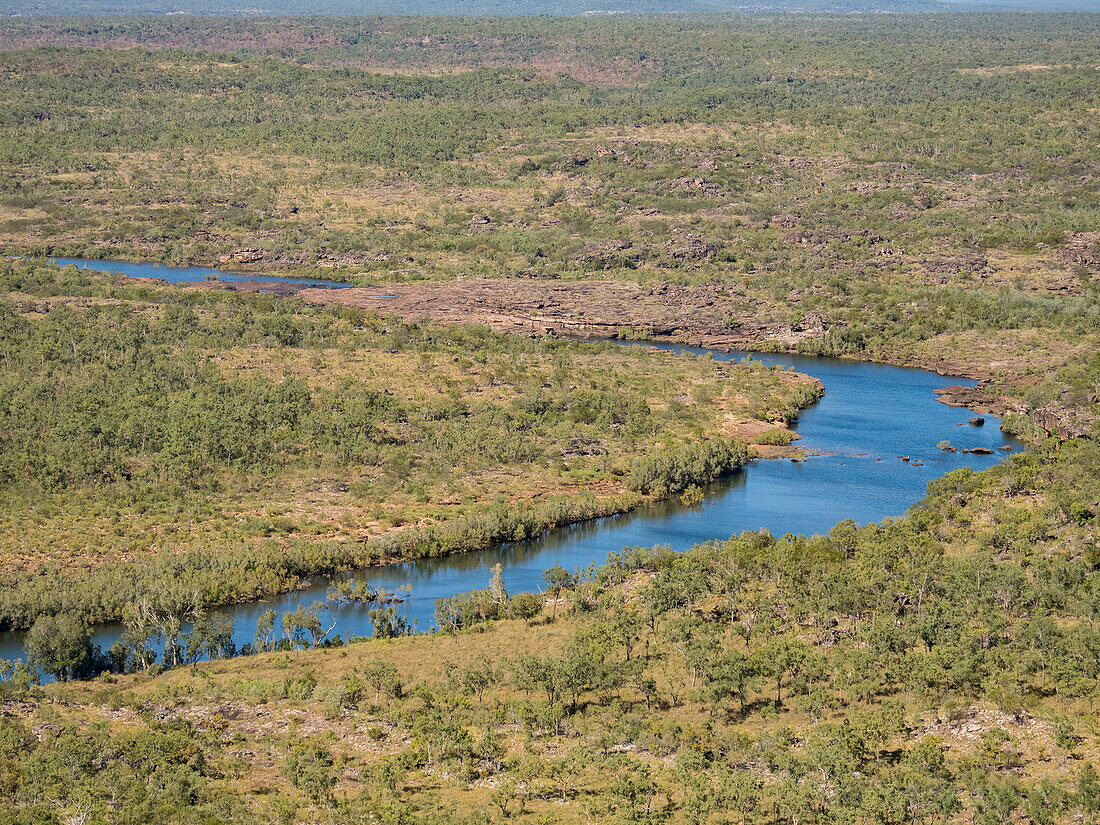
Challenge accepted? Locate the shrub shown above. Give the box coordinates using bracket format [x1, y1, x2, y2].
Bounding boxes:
[508, 591, 544, 624]
[627, 437, 748, 497]
[1001, 413, 1042, 441]
[754, 428, 794, 446]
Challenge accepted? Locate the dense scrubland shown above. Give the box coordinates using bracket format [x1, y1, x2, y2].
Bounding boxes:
[0, 15, 1096, 382]
[0, 0, 1011, 17]
[0, 13, 1097, 825]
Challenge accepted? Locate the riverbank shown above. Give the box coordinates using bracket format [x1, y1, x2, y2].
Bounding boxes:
[36, 256, 1090, 391]
[23, 252, 1099, 447]
[293, 278, 1098, 441]
[67, 263, 1079, 392]
[35, 255, 1097, 447]
[299, 278, 1079, 385]
[0, 263, 1080, 649]
[0, 328, 1023, 662]
[5, 434, 1097, 825]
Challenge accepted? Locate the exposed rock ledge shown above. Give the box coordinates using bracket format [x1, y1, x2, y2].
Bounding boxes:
[1030, 404, 1095, 441]
[935, 385, 1093, 440]
[296, 279, 827, 352]
[933, 385, 1022, 418]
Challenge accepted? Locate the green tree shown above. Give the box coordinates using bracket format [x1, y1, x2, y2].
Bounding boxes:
[1079, 763, 1100, 825]
[361, 660, 402, 706]
[756, 637, 808, 707]
[434, 594, 464, 640]
[281, 740, 337, 806]
[185, 610, 236, 663]
[489, 562, 508, 607]
[254, 608, 277, 652]
[282, 602, 335, 649]
[24, 613, 91, 682]
[508, 591, 543, 624]
[709, 650, 757, 715]
[121, 597, 159, 672]
[717, 768, 762, 825]
[542, 563, 574, 620]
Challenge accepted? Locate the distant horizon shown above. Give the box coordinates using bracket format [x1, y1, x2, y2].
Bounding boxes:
[2, 0, 1097, 17]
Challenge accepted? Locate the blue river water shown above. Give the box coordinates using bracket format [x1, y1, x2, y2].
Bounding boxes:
[0, 345, 1020, 665]
[49, 257, 355, 289]
[0, 267, 1023, 667]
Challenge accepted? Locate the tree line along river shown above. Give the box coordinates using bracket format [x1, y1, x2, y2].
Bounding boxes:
[0, 260, 1023, 667]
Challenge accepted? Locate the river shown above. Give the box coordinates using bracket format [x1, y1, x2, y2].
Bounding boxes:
[0, 262, 1024, 666]
[0, 347, 1021, 665]
[48, 257, 357, 290]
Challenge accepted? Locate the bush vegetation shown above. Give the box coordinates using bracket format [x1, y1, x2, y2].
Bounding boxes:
[0, 13, 1096, 825]
[0, 15, 1093, 387]
[0, 259, 823, 630]
[1, 436, 1097, 824]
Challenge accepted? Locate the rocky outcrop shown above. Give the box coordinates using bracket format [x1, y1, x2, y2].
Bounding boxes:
[663, 234, 717, 262]
[935, 385, 1093, 441]
[795, 312, 825, 332]
[294, 277, 826, 353]
[921, 254, 989, 276]
[664, 177, 724, 198]
[933, 385, 1021, 417]
[1058, 232, 1099, 271]
[571, 240, 644, 270]
[219, 248, 264, 264]
[784, 228, 883, 247]
[1032, 404, 1094, 440]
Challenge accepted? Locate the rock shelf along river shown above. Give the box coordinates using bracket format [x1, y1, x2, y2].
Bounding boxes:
[0, 262, 1025, 665]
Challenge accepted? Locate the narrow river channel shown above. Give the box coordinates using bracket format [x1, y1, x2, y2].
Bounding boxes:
[48, 256, 356, 289]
